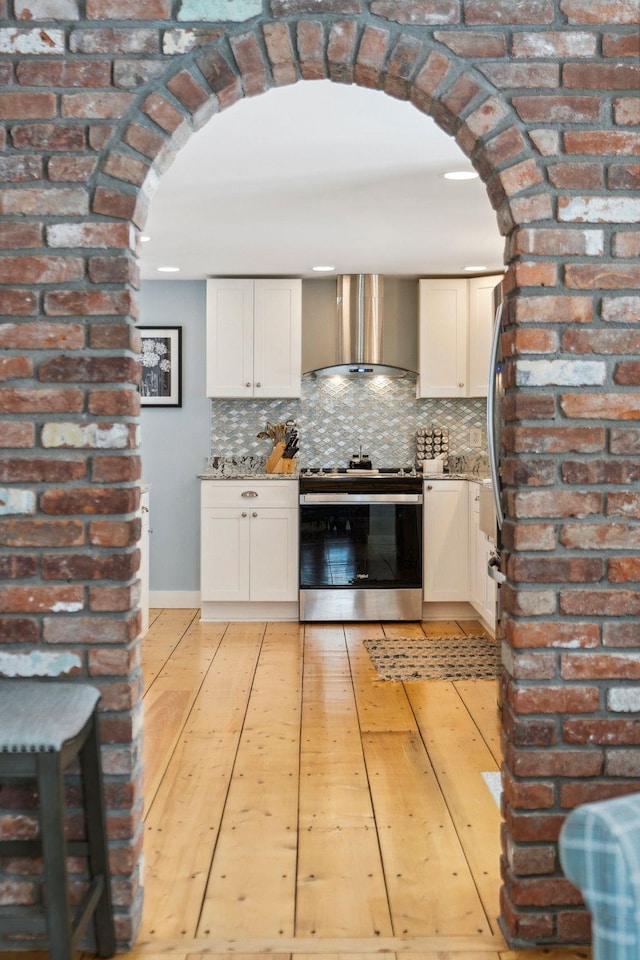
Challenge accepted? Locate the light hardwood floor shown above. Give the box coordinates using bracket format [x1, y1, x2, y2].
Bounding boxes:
[2, 609, 590, 960]
[123, 610, 590, 960]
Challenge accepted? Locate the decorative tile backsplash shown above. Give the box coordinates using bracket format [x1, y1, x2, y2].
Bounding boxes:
[209, 375, 488, 473]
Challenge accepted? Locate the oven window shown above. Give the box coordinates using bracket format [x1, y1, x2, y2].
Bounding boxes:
[299, 503, 422, 589]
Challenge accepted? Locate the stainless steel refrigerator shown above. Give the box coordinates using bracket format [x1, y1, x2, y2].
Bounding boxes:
[486, 281, 506, 621]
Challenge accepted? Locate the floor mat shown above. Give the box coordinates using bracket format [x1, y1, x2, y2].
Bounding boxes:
[363, 634, 501, 681]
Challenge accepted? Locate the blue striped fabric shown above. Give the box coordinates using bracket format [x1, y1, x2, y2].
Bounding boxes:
[560, 793, 640, 960]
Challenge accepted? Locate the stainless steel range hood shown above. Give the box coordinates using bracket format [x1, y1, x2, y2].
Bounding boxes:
[307, 274, 416, 378]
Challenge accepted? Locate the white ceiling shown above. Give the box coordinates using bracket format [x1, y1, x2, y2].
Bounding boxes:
[140, 79, 505, 281]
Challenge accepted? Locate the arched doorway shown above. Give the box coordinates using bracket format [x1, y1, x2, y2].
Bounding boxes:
[138, 78, 504, 602]
[111, 35, 547, 940]
[136, 78, 507, 948]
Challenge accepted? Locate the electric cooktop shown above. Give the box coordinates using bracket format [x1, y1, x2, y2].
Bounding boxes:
[299, 467, 422, 494]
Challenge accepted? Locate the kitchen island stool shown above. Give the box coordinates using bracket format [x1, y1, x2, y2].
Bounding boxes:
[0, 680, 116, 960]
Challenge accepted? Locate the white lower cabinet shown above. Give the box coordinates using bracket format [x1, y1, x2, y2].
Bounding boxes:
[200, 478, 495, 627]
[139, 488, 150, 636]
[468, 483, 497, 630]
[200, 481, 298, 614]
[423, 480, 469, 602]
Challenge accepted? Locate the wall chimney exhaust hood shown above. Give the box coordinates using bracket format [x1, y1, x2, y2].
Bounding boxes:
[306, 274, 417, 378]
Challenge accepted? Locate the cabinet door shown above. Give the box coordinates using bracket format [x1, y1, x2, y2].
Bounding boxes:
[417, 278, 468, 398]
[200, 508, 251, 601]
[253, 279, 302, 398]
[468, 484, 484, 611]
[468, 484, 497, 629]
[481, 538, 497, 630]
[249, 508, 298, 601]
[206, 278, 254, 397]
[468, 275, 501, 397]
[139, 491, 150, 635]
[423, 480, 469, 602]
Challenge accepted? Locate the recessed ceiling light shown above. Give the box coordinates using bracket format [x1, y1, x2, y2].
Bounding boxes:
[443, 170, 479, 181]
[312, 265, 336, 272]
[157, 266, 180, 273]
[464, 265, 487, 272]
[140, 235, 151, 243]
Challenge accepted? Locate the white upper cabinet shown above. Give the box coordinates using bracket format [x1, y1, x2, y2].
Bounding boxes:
[206, 278, 302, 398]
[417, 275, 501, 399]
[417, 278, 468, 398]
[468, 275, 501, 398]
[206, 278, 253, 398]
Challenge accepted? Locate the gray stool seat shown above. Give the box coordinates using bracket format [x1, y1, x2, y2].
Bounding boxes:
[0, 682, 101, 753]
[0, 680, 116, 960]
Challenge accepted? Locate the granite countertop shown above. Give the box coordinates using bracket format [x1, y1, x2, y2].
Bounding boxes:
[201, 456, 488, 483]
[424, 472, 491, 482]
[202, 455, 299, 480]
[199, 472, 299, 480]
[199, 471, 489, 482]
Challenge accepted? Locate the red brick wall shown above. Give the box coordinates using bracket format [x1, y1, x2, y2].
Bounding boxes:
[0, 0, 637, 948]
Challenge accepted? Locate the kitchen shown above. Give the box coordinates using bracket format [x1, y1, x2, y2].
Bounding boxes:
[138, 80, 504, 630]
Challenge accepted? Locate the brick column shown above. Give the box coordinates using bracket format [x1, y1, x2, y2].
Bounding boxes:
[0, 1, 638, 948]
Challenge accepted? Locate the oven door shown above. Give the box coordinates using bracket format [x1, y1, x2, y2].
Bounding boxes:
[299, 491, 423, 622]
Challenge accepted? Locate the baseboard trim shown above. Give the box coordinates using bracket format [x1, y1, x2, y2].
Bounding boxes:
[422, 601, 477, 620]
[150, 590, 200, 608]
[149, 594, 491, 628]
[200, 601, 299, 622]
[469, 600, 497, 636]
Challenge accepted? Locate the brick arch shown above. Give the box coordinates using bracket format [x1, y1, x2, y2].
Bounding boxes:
[96, 23, 547, 257]
[1, 4, 636, 953]
[97, 23, 552, 944]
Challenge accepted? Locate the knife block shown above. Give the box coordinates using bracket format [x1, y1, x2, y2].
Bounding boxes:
[265, 442, 297, 474]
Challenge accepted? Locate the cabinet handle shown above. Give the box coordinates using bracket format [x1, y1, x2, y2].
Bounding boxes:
[241, 490, 258, 498]
[458, 382, 464, 388]
[245, 382, 251, 387]
[241, 512, 248, 518]
[255, 382, 261, 388]
[141, 505, 149, 513]
[252, 511, 257, 517]
[426, 484, 432, 491]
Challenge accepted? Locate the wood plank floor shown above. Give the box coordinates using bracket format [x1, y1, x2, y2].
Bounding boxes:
[123, 610, 590, 960]
[1, 609, 590, 960]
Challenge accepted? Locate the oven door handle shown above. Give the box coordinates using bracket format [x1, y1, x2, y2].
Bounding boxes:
[299, 493, 423, 504]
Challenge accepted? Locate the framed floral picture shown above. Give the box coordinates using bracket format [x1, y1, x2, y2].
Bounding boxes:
[137, 326, 182, 407]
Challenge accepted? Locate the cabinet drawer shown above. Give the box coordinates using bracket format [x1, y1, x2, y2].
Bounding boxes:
[201, 480, 298, 509]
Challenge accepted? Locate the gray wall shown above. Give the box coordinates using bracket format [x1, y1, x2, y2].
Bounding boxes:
[139, 280, 210, 594]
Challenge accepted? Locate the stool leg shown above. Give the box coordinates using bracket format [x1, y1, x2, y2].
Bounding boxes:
[37, 751, 74, 960]
[79, 711, 116, 958]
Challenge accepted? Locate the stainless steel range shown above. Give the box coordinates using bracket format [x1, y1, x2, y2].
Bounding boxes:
[299, 467, 423, 622]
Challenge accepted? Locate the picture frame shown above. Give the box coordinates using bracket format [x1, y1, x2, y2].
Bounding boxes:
[137, 326, 182, 407]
